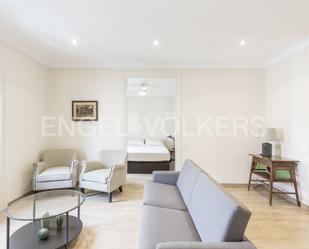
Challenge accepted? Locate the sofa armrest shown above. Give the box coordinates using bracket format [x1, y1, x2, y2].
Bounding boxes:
[156, 241, 257, 249]
[33, 161, 49, 176]
[152, 171, 180, 185]
[33, 162, 49, 190]
[70, 160, 79, 174]
[70, 159, 79, 185]
[107, 164, 126, 192]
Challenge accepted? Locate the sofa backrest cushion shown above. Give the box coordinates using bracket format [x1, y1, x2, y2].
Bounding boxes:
[188, 172, 251, 242]
[176, 160, 202, 205]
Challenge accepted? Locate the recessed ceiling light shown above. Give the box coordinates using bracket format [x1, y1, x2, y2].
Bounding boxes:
[153, 39, 160, 47]
[239, 39, 246, 46]
[71, 39, 78, 46]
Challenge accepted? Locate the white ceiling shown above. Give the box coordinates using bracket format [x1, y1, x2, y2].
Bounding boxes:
[0, 0, 308, 68]
[127, 78, 176, 96]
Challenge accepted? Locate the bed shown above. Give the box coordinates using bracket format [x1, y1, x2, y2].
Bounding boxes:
[127, 138, 171, 173]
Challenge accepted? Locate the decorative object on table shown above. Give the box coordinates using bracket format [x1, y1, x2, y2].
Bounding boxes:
[72, 100, 98, 121]
[41, 212, 50, 229]
[56, 215, 65, 231]
[261, 128, 279, 157]
[38, 228, 49, 240]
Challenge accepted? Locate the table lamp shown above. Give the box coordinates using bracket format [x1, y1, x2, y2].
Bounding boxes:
[261, 128, 279, 157]
[167, 135, 175, 150]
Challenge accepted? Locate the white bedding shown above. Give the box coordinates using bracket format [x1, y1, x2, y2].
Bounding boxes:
[127, 145, 171, 162]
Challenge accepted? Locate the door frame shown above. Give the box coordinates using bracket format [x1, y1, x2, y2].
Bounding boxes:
[123, 73, 183, 170]
[0, 69, 6, 210]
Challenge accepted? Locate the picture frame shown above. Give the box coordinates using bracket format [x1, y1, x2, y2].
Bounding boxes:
[72, 100, 98, 121]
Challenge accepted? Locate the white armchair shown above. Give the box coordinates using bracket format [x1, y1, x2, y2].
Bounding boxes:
[33, 149, 79, 191]
[79, 150, 127, 202]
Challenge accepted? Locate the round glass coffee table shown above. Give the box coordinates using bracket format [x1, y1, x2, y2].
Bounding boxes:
[5, 190, 85, 249]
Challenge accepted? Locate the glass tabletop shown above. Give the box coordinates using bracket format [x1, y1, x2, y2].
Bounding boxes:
[5, 190, 85, 221]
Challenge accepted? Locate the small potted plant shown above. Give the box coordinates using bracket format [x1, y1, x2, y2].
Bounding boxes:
[41, 212, 50, 229]
[38, 228, 49, 240]
[56, 215, 65, 231]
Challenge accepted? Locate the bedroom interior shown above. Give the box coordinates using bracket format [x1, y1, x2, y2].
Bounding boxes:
[0, 1, 309, 249]
[126, 77, 176, 173]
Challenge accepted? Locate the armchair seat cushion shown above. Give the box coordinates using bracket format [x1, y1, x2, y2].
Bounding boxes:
[37, 166, 71, 182]
[81, 169, 110, 184]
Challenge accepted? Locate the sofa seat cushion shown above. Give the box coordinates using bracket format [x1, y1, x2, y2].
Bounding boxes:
[188, 172, 251, 242]
[139, 206, 201, 249]
[37, 166, 71, 182]
[176, 160, 202, 205]
[144, 181, 187, 211]
[82, 169, 110, 184]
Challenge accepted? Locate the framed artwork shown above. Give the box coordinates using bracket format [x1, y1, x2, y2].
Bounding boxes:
[72, 100, 98, 121]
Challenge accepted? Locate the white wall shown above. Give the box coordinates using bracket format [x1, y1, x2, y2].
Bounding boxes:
[265, 46, 309, 205]
[127, 96, 175, 139]
[48, 69, 126, 161]
[182, 69, 265, 183]
[49, 68, 265, 183]
[0, 39, 50, 205]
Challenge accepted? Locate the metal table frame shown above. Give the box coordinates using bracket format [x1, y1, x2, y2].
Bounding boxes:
[5, 190, 84, 249]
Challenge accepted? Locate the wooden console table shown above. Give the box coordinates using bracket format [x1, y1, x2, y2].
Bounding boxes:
[248, 154, 300, 207]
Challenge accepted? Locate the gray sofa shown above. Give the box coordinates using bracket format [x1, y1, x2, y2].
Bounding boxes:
[139, 160, 256, 249]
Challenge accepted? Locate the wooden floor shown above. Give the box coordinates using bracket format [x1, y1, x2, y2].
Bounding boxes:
[0, 176, 308, 249]
[226, 185, 309, 249]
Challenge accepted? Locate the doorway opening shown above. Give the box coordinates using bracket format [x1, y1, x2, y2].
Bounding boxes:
[125, 77, 178, 174]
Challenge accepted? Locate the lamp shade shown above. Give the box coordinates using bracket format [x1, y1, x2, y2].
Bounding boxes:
[262, 128, 279, 142]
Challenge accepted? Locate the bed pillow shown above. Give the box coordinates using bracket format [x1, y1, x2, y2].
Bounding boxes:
[145, 139, 163, 146]
[128, 138, 145, 146]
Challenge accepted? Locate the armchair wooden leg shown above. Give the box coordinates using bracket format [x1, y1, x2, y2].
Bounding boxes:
[108, 192, 113, 203]
[119, 186, 123, 192]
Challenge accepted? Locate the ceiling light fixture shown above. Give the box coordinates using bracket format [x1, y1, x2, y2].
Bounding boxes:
[239, 39, 246, 46]
[71, 39, 78, 46]
[139, 90, 147, 96]
[141, 83, 147, 91]
[153, 39, 160, 47]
